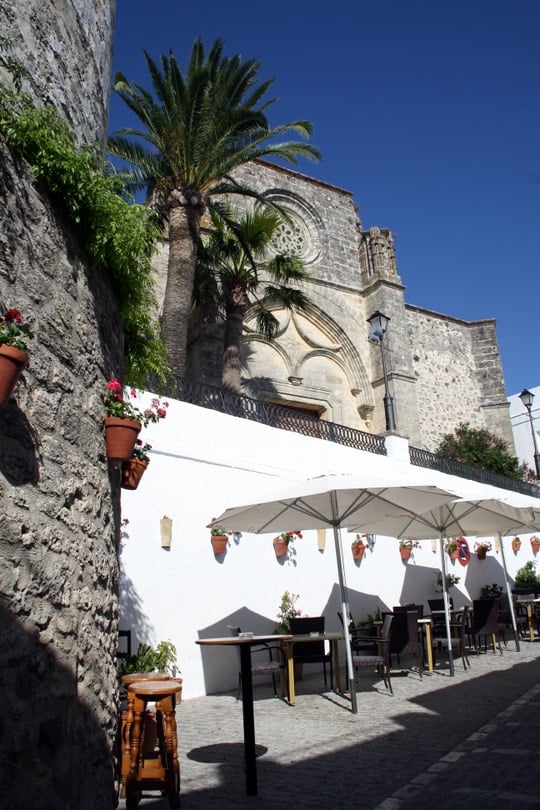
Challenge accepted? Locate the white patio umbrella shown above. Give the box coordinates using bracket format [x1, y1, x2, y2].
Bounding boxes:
[209, 474, 461, 713]
[352, 497, 539, 674]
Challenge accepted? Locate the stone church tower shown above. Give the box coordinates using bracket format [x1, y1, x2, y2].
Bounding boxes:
[185, 160, 513, 453]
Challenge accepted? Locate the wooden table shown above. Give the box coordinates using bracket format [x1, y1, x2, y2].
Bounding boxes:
[196, 634, 292, 796]
[280, 632, 343, 704]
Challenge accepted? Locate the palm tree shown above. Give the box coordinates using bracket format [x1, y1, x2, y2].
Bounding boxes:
[108, 38, 320, 381]
[195, 206, 313, 393]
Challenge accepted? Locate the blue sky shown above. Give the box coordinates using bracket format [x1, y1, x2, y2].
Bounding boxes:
[109, 0, 539, 397]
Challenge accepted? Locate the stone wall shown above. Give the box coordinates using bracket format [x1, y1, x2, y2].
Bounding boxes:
[0, 137, 122, 808]
[1, 0, 116, 146]
[0, 1, 122, 806]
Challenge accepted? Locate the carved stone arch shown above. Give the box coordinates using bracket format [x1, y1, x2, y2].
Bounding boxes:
[242, 301, 375, 426]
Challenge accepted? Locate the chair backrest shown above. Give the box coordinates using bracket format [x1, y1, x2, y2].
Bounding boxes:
[289, 616, 326, 660]
[471, 599, 500, 635]
[428, 597, 454, 612]
[390, 609, 420, 655]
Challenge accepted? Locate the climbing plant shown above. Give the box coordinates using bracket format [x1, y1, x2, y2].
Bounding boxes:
[435, 423, 534, 482]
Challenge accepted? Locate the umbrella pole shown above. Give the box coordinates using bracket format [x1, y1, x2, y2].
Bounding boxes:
[439, 532, 455, 676]
[329, 510, 357, 713]
[499, 532, 520, 652]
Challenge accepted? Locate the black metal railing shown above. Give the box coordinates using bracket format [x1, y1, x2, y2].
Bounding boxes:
[409, 445, 540, 499]
[172, 377, 540, 498]
[174, 378, 386, 455]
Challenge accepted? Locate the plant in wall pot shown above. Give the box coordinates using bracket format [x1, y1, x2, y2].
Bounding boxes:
[399, 538, 420, 561]
[351, 535, 367, 561]
[0, 307, 33, 409]
[273, 530, 302, 558]
[209, 521, 230, 554]
[474, 539, 492, 560]
[511, 537, 522, 553]
[121, 441, 152, 490]
[445, 539, 459, 560]
[530, 535, 540, 555]
[103, 379, 168, 461]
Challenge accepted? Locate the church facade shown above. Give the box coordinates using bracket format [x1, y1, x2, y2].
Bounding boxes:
[181, 160, 513, 453]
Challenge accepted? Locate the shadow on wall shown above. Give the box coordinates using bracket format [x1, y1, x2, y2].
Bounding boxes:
[0, 400, 39, 485]
[198, 606, 281, 695]
[464, 554, 506, 599]
[118, 569, 155, 651]
[0, 598, 115, 808]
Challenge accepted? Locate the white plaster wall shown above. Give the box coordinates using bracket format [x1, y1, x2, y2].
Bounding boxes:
[509, 386, 540, 469]
[120, 394, 540, 699]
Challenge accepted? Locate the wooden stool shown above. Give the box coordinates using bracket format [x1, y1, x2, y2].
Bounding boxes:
[119, 673, 173, 800]
[124, 679, 182, 808]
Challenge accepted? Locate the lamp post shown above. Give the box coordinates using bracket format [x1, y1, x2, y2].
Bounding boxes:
[519, 388, 540, 478]
[367, 310, 396, 431]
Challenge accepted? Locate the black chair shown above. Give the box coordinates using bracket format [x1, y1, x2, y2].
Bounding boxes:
[389, 608, 424, 675]
[288, 616, 333, 689]
[468, 600, 503, 655]
[432, 605, 471, 670]
[226, 626, 287, 699]
[351, 613, 394, 694]
[337, 611, 374, 653]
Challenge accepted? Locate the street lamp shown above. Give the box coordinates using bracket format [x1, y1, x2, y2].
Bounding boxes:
[519, 388, 540, 478]
[367, 310, 396, 431]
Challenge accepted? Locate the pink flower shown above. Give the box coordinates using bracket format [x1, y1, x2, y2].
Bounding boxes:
[106, 379, 122, 393]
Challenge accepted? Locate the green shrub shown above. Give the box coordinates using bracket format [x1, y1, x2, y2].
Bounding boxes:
[435, 422, 532, 481]
[514, 561, 540, 590]
[122, 640, 178, 676]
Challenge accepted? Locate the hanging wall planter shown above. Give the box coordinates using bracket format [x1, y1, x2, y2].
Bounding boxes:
[273, 538, 289, 558]
[104, 416, 141, 461]
[121, 457, 148, 490]
[351, 543, 366, 561]
[399, 546, 412, 561]
[211, 535, 228, 555]
[511, 537, 522, 553]
[0, 344, 29, 409]
[531, 537, 540, 555]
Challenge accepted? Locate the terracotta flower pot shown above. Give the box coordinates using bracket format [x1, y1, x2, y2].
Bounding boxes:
[448, 549, 459, 560]
[351, 544, 365, 561]
[273, 539, 289, 557]
[103, 416, 141, 461]
[531, 540, 540, 555]
[211, 535, 228, 554]
[400, 546, 412, 561]
[476, 547, 487, 560]
[121, 458, 148, 490]
[512, 539, 521, 553]
[0, 344, 28, 409]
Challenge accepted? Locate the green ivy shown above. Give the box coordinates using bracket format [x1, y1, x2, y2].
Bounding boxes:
[435, 422, 533, 482]
[0, 75, 168, 387]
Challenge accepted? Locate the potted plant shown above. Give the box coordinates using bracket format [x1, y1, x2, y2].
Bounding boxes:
[399, 538, 419, 561]
[351, 535, 367, 561]
[103, 379, 168, 461]
[514, 560, 540, 591]
[435, 570, 461, 592]
[121, 441, 152, 490]
[530, 535, 540, 555]
[480, 583, 504, 600]
[273, 530, 302, 558]
[209, 520, 230, 554]
[511, 536, 522, 553]
[0, 307, 33, 409]
[474, 539, 492, 560]
[445, 539, 459, 560]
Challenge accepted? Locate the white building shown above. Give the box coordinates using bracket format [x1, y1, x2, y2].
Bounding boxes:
[119, 392, 540, 699]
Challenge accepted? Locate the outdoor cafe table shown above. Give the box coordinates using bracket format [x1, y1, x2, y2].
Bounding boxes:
[196, 634, 292, 796]
[280, 631, 344, 704]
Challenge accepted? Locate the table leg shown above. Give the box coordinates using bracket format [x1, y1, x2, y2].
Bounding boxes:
[527, 604, 535, 641]
[424, 623, 434, 673]
[285, 643, 296, 705]
[239, 644, 257, 796]
[332, 640, 341, 693]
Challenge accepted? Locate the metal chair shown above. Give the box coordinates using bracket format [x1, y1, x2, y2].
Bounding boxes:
[351, 613, 394, 694]
[389, 608, 424, 676]
[468, 600, 503, 655]
[226, 626, 287, 698]
[288, 617, 333, 689]
[432, 605, 471, 670]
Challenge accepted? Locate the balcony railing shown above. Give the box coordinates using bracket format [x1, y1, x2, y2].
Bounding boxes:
[175, 378, 386, 455]
[409, 445, 540, 499]
[174, 377, 540, 498]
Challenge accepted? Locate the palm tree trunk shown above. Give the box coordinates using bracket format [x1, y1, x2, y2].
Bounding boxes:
[161, 192, 203, 380]
[222, 283, 248, 394]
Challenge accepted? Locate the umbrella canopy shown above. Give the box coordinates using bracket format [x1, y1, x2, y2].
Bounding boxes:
[210, 474, 461, 712]
[352, 497, 539, 673]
